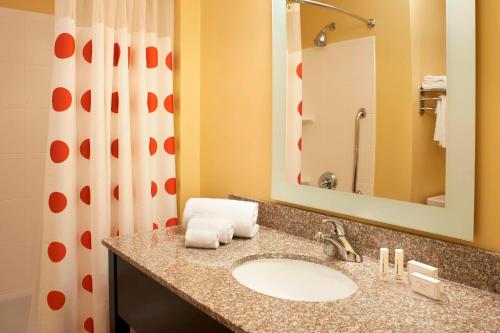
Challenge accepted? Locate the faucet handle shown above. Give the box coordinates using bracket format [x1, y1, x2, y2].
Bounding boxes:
[322, 219, 346, 237]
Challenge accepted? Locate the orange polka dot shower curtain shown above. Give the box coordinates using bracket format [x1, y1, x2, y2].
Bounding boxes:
[29, 0, 176, 331]
[286, 3, 303, 185]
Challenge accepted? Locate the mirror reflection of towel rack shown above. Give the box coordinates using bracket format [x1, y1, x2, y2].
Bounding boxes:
[419, 88, 446, 114]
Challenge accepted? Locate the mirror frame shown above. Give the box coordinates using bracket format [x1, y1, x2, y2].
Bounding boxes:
[272, 0, 476, 240]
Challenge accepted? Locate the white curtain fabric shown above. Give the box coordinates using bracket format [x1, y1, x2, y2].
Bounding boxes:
[30, 0, 176, 332]
[286, 3, 303, 184]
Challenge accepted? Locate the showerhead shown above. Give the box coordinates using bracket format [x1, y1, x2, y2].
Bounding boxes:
[314, 22, 336, 47]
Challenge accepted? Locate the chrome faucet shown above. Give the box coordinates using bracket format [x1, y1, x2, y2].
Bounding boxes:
[315, 219, 363, 263]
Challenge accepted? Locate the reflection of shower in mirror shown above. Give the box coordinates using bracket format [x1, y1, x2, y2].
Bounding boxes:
[285, 0, 448, 206]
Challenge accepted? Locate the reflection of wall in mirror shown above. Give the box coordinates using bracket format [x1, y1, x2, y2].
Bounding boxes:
[300, 0, 446, 204]
[409, 0, 447, 204]
[301, 37, 376, 194]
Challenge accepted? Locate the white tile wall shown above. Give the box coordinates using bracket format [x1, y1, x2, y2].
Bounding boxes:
[301, 37, 376, 194]
[0, 7, 52, 295]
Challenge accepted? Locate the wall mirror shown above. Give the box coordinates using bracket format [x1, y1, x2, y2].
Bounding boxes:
[272, 0, 475, 240]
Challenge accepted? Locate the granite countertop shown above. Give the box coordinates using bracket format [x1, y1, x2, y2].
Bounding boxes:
[102, 226, 500, 333]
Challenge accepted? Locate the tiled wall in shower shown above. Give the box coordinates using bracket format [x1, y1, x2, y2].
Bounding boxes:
[0, 7, 52, 295]
[301, 36, 376, 194]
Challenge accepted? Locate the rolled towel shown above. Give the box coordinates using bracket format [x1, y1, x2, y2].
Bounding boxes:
[188, 218, 234, 244]
[183, 198, 259, 238]
[248, 224, 260, 238]
[185, 228, 219, 249]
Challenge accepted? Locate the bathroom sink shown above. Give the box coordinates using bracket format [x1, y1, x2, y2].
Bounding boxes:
[231, 258, 357, 302]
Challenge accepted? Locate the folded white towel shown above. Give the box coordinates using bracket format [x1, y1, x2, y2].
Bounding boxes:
[185, 228, 219, 249]
[424, 75, 447, 82]
[188, 218, 234, 244]
[422, 75, 447, 90]
[422, 81, 447, 90]
[183, 198, 259, 238]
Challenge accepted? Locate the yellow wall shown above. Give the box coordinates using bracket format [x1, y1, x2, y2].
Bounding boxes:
[199, 0, 272, 200]
[475, 0, 500, 252]
[174, 0, 201, 217]
[0, 0, 53, 14]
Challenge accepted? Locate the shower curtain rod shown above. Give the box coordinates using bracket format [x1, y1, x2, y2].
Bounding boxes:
[289, 0, 376, 28]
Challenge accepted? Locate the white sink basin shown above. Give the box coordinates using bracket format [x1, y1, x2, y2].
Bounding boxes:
[232, 258, 357, 302]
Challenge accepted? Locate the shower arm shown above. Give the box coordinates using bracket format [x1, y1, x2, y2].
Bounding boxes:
[290, 0, 376, 28]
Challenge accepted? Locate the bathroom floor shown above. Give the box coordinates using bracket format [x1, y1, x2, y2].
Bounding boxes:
[0, 295, 31, 333]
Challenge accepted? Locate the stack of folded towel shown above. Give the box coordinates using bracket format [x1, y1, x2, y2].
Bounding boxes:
[421, 75, 447, 148]
[183, 198, 259, 249]
[421, 75, 447, 90]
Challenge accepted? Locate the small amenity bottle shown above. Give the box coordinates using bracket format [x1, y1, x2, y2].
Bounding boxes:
[379, 248, 389, 281]
[394, 249, 404, 280]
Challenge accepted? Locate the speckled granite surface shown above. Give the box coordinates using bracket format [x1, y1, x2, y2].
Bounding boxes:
[102, 227, 500, 333]
[229, 196, 500, 294]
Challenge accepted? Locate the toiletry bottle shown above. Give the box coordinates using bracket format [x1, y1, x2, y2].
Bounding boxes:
[379, 248, 389, 281]
[395, 249, 404, 280]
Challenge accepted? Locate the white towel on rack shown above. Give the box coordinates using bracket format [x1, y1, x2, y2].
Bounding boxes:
[424, 75, 447, 82]
[422, 81, 447, 90]
[434, 95, 447, 148]
[422, 75, 447, 90]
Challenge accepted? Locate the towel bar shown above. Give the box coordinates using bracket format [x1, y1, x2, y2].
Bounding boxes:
[419, 87, 446, 114]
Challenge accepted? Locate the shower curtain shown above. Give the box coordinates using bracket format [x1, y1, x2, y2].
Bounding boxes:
[30, 0, 176, 331]
[286, 3, 303, 184]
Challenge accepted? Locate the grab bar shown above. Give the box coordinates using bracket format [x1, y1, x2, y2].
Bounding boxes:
[352, 108, 367, 194]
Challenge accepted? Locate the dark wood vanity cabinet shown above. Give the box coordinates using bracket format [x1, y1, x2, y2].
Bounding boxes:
[108, 252, 233, 333]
